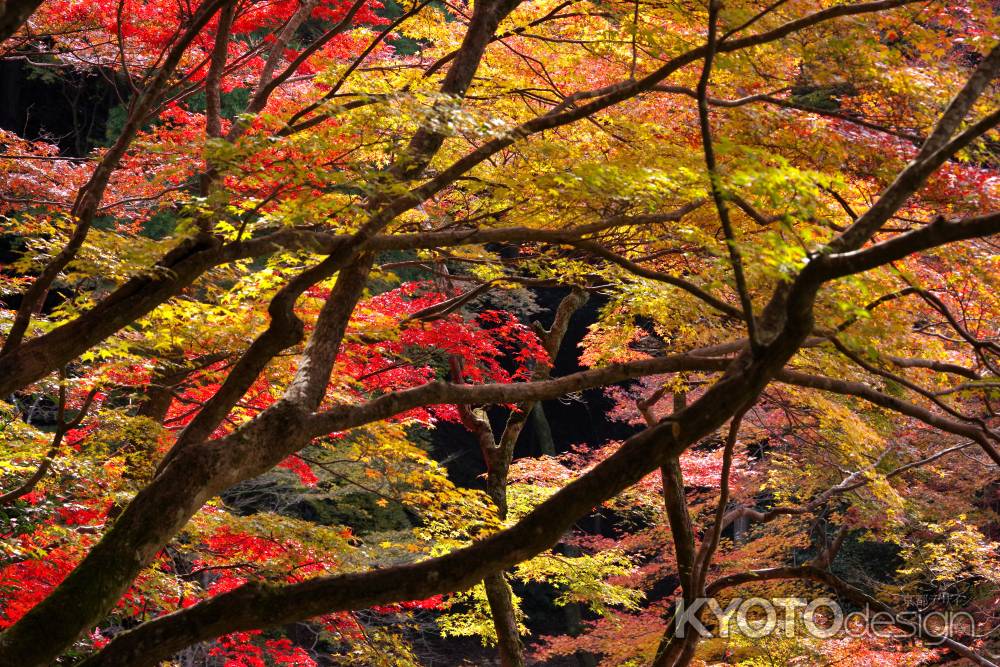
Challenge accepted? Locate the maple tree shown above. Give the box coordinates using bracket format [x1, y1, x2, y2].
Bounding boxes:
[0, 0, 999, 665]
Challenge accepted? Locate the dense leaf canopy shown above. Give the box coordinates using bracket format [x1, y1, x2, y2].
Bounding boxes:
[0, 0, 998, 665]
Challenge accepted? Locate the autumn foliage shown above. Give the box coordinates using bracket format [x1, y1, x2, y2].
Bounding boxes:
[0, 0, 999, 665]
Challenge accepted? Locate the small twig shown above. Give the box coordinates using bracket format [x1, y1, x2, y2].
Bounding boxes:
[0, 376, 99, 505]
[695, 0, 759, 351]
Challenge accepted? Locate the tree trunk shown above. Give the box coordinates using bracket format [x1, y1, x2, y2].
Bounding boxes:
[531, 403, 556, 456]
[653, 393, 704, 667]
[483, 461, 526, 666]
[562, 543, 598, 667]
[483, 573, 526, 667]
[0, 437, 240, 665]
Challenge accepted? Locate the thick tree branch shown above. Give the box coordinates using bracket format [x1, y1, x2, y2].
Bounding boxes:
[0, 0, 230, 355]
[0, 0, 43, 43]
[828, 45, 1000, 253]
[83, 352, 774, 666]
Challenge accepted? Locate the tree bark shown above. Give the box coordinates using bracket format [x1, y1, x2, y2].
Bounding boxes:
[0, 259, 374, 665]
[4, 5, 994, 666]
[531, 403, 556, 456]
[483, 573, 526, 667]
[0, 0, 43, 43]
